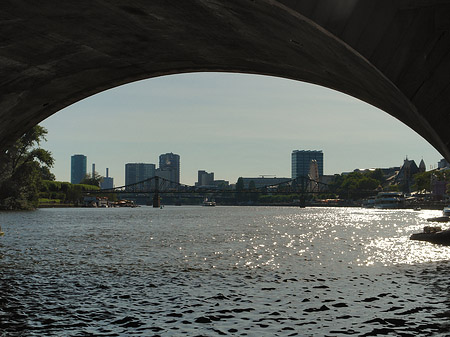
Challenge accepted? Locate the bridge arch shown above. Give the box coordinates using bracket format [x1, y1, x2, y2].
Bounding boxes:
[1, 1, 449, 160]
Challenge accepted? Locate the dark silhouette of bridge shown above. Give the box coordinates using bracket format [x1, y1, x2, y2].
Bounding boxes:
[87, 175, 328, 207]
[93, 175, 323, 194]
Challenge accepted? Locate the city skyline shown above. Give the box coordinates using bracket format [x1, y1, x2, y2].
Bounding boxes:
[40, 72, 443, 186]
[70, 148, 440, 189]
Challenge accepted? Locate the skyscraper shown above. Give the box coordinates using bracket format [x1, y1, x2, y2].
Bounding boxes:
[125, 163, 155, 186]
[159, 153, 180, 184]
[71, 154, 87, 184]
[291, 150, 323, 179]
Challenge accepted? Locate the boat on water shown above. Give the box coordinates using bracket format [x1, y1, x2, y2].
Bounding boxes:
[361, 196, 376, 208]
[374, 192, 405, 209]
[443, 206, 450, 216]
[203, 198, 216, 206]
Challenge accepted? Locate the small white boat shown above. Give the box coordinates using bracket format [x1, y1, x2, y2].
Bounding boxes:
[203, 198, 216, 206]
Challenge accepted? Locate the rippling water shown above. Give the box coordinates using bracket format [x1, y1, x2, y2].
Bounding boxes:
[1, 206, 450, 336]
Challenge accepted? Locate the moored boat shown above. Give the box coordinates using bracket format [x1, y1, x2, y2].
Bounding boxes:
[203, 198, 216, 206]
[443, 206, 450, 216]
[374, 192, 405, 209]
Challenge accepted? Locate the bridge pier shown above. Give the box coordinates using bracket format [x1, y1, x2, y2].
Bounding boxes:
[153, 176, 160, 208]
[152, 192, 160, 208]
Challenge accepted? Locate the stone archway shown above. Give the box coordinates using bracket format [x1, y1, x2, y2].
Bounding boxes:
[1, 1, 449, 159]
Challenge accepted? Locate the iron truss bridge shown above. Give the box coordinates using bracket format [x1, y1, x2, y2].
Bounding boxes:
[87, 175, 328, 195]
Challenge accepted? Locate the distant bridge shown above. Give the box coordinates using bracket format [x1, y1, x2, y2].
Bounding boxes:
[86, 175, 329, 207]
[90, 175, 326, 194]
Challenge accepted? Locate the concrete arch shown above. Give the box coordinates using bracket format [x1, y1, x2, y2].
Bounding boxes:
[1, 1, 449, 160]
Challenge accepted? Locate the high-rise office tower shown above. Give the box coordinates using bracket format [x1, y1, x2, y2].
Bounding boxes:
[125, 163, 156, 186]
[159, 153, 180, 184]
[71, 154, 87, 184]
[291, 150, 323, 179]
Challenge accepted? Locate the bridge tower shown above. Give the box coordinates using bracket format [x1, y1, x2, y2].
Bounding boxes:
[295, 176, 307, 208]
[153, 176, 161, 208]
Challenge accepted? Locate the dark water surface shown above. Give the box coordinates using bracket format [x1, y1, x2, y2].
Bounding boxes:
[1, 206, 450, 336]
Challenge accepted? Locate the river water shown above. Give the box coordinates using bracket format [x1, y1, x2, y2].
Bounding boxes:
[1, 206, 450, 336]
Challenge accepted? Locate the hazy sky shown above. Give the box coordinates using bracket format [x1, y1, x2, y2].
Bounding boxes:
[40, 72, 443, 186]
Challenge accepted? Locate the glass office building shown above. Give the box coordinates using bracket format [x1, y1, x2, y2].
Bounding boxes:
[71, 154, 87, 184]
[291, 150, 323, 179]
[125, 163, 156, 186]
[159, 153, 180, 184]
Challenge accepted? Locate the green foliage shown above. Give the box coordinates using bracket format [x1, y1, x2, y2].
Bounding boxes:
[40, 166, 55, 181]
[413, 171, 431, 191]
[0, 125, 54, 210]
[39, 180, 100, 204]
[80, 172, 103, 187]
[328, 170, 383, 200]
[413, 170, 450, 193]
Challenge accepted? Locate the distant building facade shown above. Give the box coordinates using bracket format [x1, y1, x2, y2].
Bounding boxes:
[394, 158, 420, 193]
[195, 170, 228, 189]
[71, 154, 87, 184]
[240, 177, 291, 189]
[212, 180, 230, 188]
[125, 163, 155, 186]
[292, 150, 323, 179]
[155, 168, 171, 181]
[159, 153, 180, 184]
[100, 168, 114, 189]
[197, 170, 214, 187]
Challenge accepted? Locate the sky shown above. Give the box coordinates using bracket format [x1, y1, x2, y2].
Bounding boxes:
[40, 72, 443, 187]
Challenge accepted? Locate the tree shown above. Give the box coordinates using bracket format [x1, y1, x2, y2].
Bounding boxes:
[328, 171, 383, 200]
[235, 177, 245, 202]
[40, 166, 56, 181]
[0, 125, 54, 210]
[248, 180, 258, 203]
[80, 172, 103, 187]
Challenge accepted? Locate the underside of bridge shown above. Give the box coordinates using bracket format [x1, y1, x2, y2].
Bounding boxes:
[1, 1, 450, 159]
